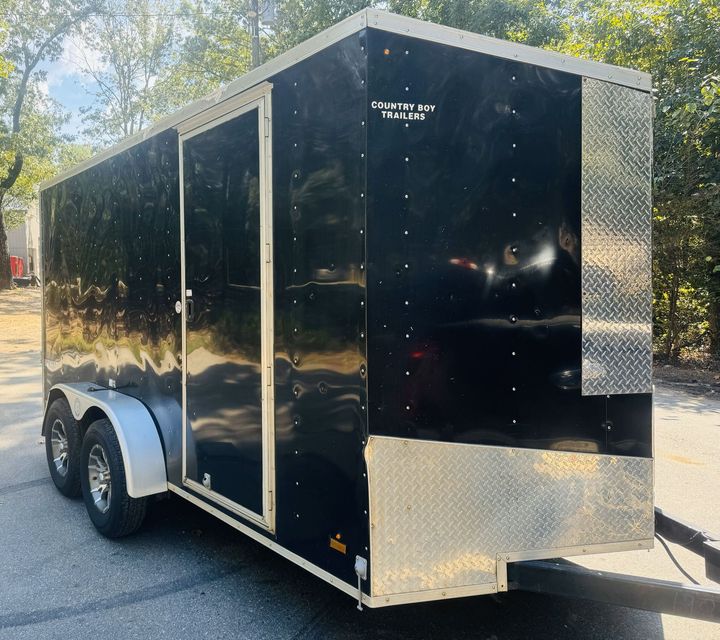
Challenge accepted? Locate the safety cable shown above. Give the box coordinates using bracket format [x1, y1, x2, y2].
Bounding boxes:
[655, 533, 701, 585]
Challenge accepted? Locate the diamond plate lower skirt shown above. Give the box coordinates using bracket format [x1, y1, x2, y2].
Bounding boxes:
[365, 436, 654, 597]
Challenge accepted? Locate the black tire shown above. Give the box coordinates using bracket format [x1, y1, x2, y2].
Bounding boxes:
[44, 397, 82, 497]
[80, 419, 147, 538]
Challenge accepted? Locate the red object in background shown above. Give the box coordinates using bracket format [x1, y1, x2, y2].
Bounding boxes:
[10, 256, 24, 278]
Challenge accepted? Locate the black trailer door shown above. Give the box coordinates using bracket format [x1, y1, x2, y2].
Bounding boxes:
[179, 84, 275, 530]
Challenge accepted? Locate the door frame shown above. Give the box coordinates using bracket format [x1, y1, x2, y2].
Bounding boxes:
[178, 82, 275, 532]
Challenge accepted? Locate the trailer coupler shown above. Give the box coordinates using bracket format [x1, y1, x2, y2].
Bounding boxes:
[507, 559, 720, 623]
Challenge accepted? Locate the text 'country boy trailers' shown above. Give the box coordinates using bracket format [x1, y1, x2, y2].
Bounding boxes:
[39, 10, 656, 609]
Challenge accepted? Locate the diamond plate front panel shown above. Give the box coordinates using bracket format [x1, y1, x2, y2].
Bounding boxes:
[366, 436, 653, 597]
[581, 79, 653, 396]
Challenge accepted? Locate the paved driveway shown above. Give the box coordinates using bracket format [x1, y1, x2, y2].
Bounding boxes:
[1, 288, 718, 639]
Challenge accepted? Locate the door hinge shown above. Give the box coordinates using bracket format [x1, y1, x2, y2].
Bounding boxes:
[268, 490, 273, 511]
[264, 116, 270, 138]
[265, 242, 271, 263]
[267, 364, 272, 386]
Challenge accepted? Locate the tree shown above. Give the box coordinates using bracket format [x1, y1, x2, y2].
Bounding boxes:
[78, 0, 175, 145]
[273, 0, 373, 53]
[0, 0, 99, 289]
[151, 0, 255, 115]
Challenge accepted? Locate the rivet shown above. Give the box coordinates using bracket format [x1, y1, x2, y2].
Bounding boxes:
[511, 177, 516, 183]
[512, 143, 517, 148]
[405, 333, 410, 339]
[404, 300, 409, 305]
[361, 152, 365, 158]
[405, 123, 409, 127]
[510, 315, 517, 323]
[293, 142, 297, 148]
[404, 156, 409, 162]
[361, 120, 365, 126]
[293, 109, 297, 115]
[361, 46, 365, 51]
[512, 351, 516, 356]
[360, 300, 365, 307]
[404, 263, 409, 269]
[511, 282, 517, 289]
[360, 331, 365, 338]
[512, 387, 516, 392]
[361, 79, 365, 85]
[404, 230, 409, 236]
[293, 81, 297, 87]
[360, 192, 365, 198]
[405, 405, 411, 410]
[512, 212, 517, 217]
[512, 109, 516, 114]
[404, 50, 409, 55]
[512, 419, 517, 424]
[360, 229, 364, 235]
[360, 263, 365, 270]
[511, 75, 516, 81]
[404, 193, 409, 199]
[405, 371, 410, 376]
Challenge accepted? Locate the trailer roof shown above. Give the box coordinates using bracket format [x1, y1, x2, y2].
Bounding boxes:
[41, 9, 652, 190]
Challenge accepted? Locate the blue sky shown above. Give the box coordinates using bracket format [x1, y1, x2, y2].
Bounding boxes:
[39, 35, 102, 142]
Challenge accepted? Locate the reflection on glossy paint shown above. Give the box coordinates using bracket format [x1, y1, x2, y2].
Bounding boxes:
[366, 30, 651, 457]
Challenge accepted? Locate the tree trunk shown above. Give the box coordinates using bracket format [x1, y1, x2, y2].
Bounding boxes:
[664, 270, 679, 362]
[708, 298, 720, 359]
[0, 193, 14, 290]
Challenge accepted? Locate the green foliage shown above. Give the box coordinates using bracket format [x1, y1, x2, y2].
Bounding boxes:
[78, 0, 175, 144]
[273, 0, 373, 53]
[151, 0, 255, 114]
[1, 0, 719, 353]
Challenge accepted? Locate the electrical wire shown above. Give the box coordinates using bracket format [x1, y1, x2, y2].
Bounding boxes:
[655, 533, 701, 585]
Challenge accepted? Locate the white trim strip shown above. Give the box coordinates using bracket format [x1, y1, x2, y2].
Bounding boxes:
[368, 10, 651, 91]
[167, 483, 363, 602]
[40, 9, 650, 192]
[39, 12, 367, 190]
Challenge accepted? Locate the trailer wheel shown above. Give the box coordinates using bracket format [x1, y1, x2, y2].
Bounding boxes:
[44, 397, 82, 497]
[80, 419, 147, 538]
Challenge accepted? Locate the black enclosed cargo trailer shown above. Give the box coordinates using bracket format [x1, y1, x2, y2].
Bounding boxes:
[40, 10, 659, 608]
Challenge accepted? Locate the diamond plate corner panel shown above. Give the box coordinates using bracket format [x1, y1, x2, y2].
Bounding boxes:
[581, 79, 653, 396]
[366, 437, 653, 597]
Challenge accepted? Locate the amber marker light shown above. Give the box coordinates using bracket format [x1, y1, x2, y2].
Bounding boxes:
[383, 48, 391, 55]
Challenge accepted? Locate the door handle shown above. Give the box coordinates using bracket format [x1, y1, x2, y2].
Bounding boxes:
[186, 298, 195, 322]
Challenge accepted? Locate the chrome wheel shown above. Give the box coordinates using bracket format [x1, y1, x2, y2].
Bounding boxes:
[50, 419, 70, 477]
[88, 444, 112, 514]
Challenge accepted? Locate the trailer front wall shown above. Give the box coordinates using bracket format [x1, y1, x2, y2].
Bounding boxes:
[41, 131, 183, 478]
[365, 30, 652, 458]
[363, 28, 654, 602]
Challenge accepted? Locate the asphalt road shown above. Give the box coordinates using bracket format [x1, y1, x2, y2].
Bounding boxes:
[1, 288, 719, 639]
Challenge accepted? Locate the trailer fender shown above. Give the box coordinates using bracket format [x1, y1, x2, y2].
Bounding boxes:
[45, 383, 167, 498]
